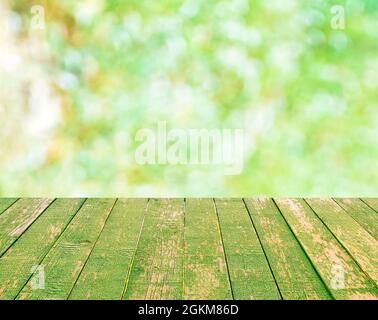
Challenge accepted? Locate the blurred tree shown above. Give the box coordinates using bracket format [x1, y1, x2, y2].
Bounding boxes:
[1, 0, 378, 196]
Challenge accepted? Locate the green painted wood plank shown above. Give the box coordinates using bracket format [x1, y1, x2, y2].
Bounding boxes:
[334, 198, 378, 240]
[361, 198, 378, 213]
[123, 199, 184, 300]
[184, 198, 232, 300]
[215, 198, 281, 300]
[0, 198, 18, 216]
[245, 198, 330, 300]
[0, 197, 374, 300]
[276, 198, 378, 300]
[306, 198, 378, 286]
[0, 199, 85, 300]
[17, 198, 116, 300]
[69, 199, 147, 300]
[0, 198, 54, 257]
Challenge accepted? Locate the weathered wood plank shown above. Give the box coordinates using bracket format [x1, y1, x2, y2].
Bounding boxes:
[184, 198, 232, 300]
[0, 199, 85, 299]
[124, 199, 184, 300]
[334, 198, 378, 240]
[215, 198, 281, 300]
[276, 198, 378, 299]
[69, 199, 147, 299]
[245, 198, 330, 300]
[0, 197, 376, 300]
[0, 198, 54, 257]
[0, 198, 18, 216]
[17, 199, 116, 300]
[361, 198, 378, 213]
[306, 198, 378, 286]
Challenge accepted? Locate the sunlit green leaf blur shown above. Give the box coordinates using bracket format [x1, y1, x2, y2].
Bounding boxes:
[1, 0, 378, 196]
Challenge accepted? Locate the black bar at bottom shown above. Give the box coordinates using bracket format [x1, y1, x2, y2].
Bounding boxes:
[0, 300, 375, 318]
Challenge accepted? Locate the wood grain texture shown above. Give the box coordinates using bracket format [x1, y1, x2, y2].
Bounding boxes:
[245, 198, 331, 300]
[276, 198, 378, 299]
[361, 198, 378, 213]
[0, 198, 53, 257]
[0, 199, 18, 216]
[69, 199, 147, 299]
[306, 198, 378, 286]
[124, 199, 184, 300]
[334, 198, 378, 240]
[0, 198, 377, 300]
[0, 199, 85, 299]
[17, 199, 116, 300]
[184, 198, 232, 299]
[216, 199, 281, 300]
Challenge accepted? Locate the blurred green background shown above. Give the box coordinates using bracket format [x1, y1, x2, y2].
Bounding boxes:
[1, 0, 378, 197]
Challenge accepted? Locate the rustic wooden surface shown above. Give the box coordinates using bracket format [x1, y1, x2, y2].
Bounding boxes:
[0, 198, 377, 300]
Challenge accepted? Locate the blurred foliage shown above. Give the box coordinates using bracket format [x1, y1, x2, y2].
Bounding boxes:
[1, 0, 378, 196]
